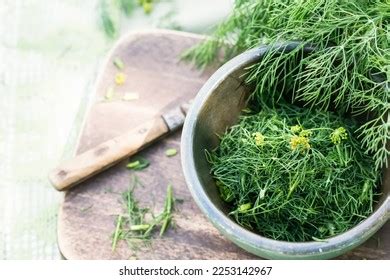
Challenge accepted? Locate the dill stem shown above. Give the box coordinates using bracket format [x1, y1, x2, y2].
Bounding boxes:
[160, 184, 174, 236]
[112, 214, 123, 251]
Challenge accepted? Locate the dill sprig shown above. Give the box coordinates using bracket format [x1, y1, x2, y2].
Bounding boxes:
[111, 177, 175, 251]
[185, 0, 389, 170]
[207, 104, 379, 242]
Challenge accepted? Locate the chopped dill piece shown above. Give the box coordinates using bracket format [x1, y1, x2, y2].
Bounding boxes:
[111, 177, 176, 250]
[105, 87, 115, 101]
[129, 224, 150, 231]
[238, 203, 252, 213]
[165, 148, 178, 157]
[127, 161, 140, 169]
[127, 157, 149, 170]
[113, 57, 125, 70]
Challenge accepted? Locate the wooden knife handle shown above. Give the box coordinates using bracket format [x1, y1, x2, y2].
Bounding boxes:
[49, 117, 169, 191]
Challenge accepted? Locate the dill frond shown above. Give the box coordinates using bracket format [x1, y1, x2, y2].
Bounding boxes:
[186, 0, 389, 170]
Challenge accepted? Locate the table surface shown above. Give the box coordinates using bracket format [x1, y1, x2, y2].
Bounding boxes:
[0, 0, 231, 260]
[58, 30, 390, 260]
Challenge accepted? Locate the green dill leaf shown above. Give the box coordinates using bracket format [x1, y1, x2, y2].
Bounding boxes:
[126, 157, 150, 170]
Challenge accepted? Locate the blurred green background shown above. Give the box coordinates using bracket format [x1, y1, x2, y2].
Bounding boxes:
[0, 0, 231, 259]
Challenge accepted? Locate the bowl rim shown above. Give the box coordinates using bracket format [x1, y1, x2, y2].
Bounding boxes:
[181, 42, 390, 258]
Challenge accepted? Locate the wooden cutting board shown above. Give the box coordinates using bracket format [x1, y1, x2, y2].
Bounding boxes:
[57, 30, 390, 260]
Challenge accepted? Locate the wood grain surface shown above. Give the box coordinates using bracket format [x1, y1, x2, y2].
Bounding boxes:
[57, 30, 389, 260]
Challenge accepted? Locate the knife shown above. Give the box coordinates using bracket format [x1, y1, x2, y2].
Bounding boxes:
[49, 101, 191, 191]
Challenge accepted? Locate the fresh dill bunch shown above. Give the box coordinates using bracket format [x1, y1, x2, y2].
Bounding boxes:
[207, 104, 379, 242]
[186, 0, 389, 170]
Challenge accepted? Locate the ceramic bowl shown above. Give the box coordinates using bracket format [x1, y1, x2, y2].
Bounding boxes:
[181, 43, 390, 259]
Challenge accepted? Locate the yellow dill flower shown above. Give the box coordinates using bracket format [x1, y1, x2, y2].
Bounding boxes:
[252, 132, 265, 146]
[115, 73, 126, 85]
[290, 125, 302, 134]
[290, 135, 311, 151]
[330, 127, 348, 144]
[299, 129, 312, 137]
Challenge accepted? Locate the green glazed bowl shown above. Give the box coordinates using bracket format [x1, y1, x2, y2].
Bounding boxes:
[181, 43, 390, 259]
